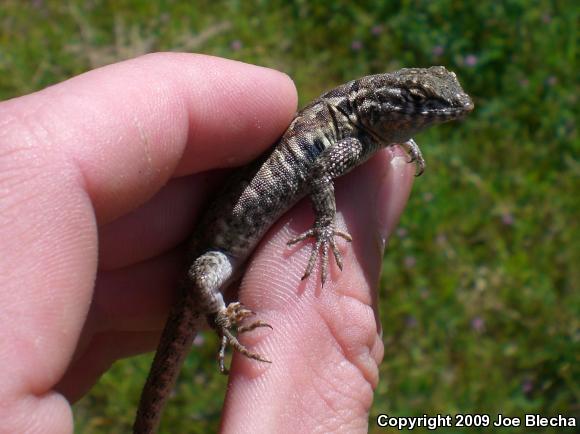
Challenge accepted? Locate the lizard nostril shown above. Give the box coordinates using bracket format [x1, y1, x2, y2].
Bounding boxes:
[464, 99, 475, 112]
[457, 94, 474, 112]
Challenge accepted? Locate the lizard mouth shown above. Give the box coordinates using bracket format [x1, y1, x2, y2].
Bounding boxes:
[421, 96, 474, 121]
[392, 92, 474, 123]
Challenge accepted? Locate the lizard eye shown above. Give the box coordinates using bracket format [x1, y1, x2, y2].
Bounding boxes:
[408, 88, 427, 102]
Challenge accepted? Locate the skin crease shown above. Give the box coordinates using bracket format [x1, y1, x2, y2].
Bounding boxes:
[0, 53, 414, 433]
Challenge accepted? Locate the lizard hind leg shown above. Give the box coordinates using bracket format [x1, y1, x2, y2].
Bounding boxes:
[189, 251, 272, 374]
[209, 302, 272, 374]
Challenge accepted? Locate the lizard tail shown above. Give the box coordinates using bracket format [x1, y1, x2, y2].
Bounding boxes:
[133, 286, 200, 434]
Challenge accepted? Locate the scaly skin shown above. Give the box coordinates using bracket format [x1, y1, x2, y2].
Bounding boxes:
[133, 66, 474, 433]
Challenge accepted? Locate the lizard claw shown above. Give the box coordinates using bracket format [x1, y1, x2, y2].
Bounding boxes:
[401, 138, 425, 176]
[288, 225, 352, 285]
[210, 302, 272, 374]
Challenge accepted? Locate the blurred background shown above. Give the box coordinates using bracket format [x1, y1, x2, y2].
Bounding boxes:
[1, 1, 577, 433]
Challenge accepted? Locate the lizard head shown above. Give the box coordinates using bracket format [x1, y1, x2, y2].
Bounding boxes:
[361, 66, 474, 143]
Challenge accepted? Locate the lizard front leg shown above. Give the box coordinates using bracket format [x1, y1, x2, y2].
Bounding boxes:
[402, 138, 426, 176]
[288, 137, 370, 285]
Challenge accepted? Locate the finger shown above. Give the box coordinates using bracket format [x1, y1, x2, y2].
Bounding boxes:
[55, 330, 162, 403]
[97, 172, 222, 270]
[58, 248, 209, 403]
[4, 52, 298, 224]
[0, 53, 296, 433]
[92, 249, 185, 336]
[220, 146, 415, 433]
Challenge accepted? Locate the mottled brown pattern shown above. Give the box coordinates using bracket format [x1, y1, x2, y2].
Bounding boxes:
[133, 66, 473, 433]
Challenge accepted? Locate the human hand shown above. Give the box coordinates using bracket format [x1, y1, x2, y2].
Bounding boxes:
[0, 53, 414, 433]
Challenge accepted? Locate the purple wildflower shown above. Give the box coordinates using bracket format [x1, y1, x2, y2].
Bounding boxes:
[351, 40, 363, 51]
[522, 378, 534, 395]
[405, 315, 418, 328]
[396, 227, 408, 238]
[432, 45, 444, 57]
[471, 316, 485, 333]
[501, 213, 515, 226]
[371, 25, 383, 36]
[464, 54, 478, 67]
[404, 256, 416, 268]
[230, 40, 243, 51]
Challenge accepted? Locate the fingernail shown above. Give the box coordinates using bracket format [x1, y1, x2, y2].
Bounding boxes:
[375, 146, 415, 249]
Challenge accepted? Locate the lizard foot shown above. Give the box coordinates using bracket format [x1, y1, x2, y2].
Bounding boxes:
[287, 224, 352, 285]
[210, 302, 272, 374]
[401, 138, 425, 176]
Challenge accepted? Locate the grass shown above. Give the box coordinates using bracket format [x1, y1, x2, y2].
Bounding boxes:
[1, 0, 577, 433]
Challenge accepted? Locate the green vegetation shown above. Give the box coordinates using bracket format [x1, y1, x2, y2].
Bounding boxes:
[1, 1, 577, 433]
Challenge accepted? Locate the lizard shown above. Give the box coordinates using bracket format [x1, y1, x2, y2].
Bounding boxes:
[132, 65, 474, 433]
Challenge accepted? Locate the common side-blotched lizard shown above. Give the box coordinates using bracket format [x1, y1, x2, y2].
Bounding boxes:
[133, 66, 473, 433]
